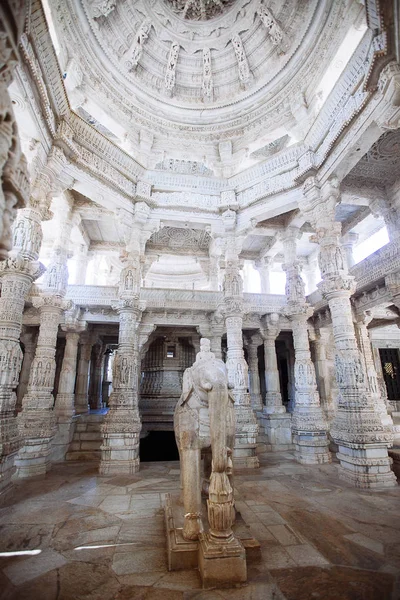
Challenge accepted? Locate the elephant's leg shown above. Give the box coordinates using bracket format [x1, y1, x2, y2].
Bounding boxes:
[181, 448, 203, 541]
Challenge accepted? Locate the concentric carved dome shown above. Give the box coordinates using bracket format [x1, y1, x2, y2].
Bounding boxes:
[165, 0, 236, 21]
[49, 0, 365, 170]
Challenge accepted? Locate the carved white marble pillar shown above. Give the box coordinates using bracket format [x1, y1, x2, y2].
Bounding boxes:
[209, 237, 223, 291]
[222, 222, 258, 468]
[370, 195, 400, 243]
[255, 256, 272, 294]
[259, 313, 292, 450]
[100, 299, 142, 475]
[261, 314, 284, 413]
[0, 186, 51, 498]
[282, 227, 330, 463]
[89, 343, 104, 410]
[0, 2, 30, 258]
[100, 200, 151, 475]
[0, 258, 43, 499]
[289, 311, 331, 464]
[303, 177, 395, 488]
[73, 244, 89, 285]
[198, 314, 224, 360]
[75, 334, 93, 413]
[303, 255, 319, 295]
[16, 329, 38, 412]
[52, 324, 85, 461]
[246, 334, 263, 411]
[16, 295, 69, 477]
[355, 312, 393, 427]
[311, 327, 335, 421]
[341, 233, 359, 269]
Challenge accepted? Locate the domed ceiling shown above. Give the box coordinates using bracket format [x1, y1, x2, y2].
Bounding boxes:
[48, 0, 365, 171]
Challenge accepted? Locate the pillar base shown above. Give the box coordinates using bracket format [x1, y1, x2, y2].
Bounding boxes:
[259, 412, 293, 451]
[293, 433, 331, 465]
[15, 438, 53, 478]
[233, 447, 259, 469]
[233, 392, 259, 469]
[250, 393, 263, 411]
[336, 445, 397, 488]
[0, 452, 17, 506]
[99, 433, 140, 475]
[51, 414, 77, 462]
[198, 533, 247, 588]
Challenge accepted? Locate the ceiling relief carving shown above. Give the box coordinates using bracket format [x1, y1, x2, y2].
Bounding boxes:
[147, 227, 211, 251]
[165, 0, 236, 21]
[345, 130, 400, 187]
[49, 0, 354, 169]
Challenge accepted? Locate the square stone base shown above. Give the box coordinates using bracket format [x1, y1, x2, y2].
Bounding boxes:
[165, 493, 199, 571]
[259, 412, 293, 451]
[164, 493, 259, 588]
[337, 445, 397, 488]
[198, 533, 247, 589]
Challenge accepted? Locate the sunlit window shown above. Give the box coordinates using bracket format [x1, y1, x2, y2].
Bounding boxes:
[353, 227, 389, 264]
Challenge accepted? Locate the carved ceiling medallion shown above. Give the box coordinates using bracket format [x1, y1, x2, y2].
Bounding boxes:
[165, 0, 236, 21]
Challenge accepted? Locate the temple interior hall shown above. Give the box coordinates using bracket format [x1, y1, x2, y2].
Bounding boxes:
[0, 0, 400, 598]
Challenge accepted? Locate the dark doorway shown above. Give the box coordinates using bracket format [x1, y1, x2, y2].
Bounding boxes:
[379, 348, 400, 400]
[140, 431, 180, 462]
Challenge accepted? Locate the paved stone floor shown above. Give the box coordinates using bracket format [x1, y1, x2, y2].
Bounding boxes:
[0, 451, 399, 600]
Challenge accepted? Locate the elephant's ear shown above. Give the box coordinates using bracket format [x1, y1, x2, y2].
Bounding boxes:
[228, 391, 235, 404]
[178, 385, 194, 406]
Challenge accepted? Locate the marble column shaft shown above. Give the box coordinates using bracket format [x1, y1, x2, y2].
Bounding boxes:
[246, 336, 263, 411]
[55, 331, 81, 418]
[281, 229, 330, 464]
[89, 344, 104, 410]
[100, 300, 142, 475]
[222, 247, 258, 468]
[289, 311, 331, 464]
[355, 314, 392, 426]
[262, 315, 284, 414]
[16, 329, 38, 412]
[16, 295, 68, 477]
[312, 328, 335, 420]
[52, 330, 81, 461]
[303, 177, 395, 488]
[75, 337, 93, 413]
[0, 197, 47, 498]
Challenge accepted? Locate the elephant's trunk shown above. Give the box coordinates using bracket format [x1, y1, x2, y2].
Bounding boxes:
[208, 386, 228, 473]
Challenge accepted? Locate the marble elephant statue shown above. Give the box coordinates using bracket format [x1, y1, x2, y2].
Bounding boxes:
[174, 338, 236, 541]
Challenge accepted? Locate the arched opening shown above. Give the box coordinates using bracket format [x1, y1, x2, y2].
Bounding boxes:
[140, 431, 179, 462]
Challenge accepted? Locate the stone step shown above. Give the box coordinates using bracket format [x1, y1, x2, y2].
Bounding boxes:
[66, 450, 101, 462]
[67, 412, 105, 462]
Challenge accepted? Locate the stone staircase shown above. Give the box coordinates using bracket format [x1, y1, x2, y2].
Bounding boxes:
[66, 412, 105, 462]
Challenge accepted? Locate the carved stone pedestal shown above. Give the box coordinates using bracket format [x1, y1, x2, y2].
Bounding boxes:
[165, 493, 255, 589]
[100, 427, 141, 475]
[198, 533, 247, 589]
[232, 391, 259, 468]
[259, 412, 293, 451]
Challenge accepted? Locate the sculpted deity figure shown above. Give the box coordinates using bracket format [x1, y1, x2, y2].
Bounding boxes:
[174, 338, 236, 542]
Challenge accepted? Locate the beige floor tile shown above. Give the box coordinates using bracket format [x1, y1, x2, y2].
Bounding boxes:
[344, 533, 385, 555]
[3, 549, 67, 585]
[285, 543, 330, 566]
